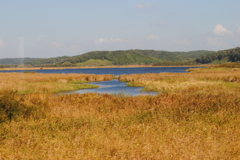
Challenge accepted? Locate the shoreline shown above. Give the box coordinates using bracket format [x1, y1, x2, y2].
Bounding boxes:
[0, 64, 207, 71]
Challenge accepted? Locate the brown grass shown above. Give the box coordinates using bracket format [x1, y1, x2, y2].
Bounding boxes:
[0, 72, 114, 94]
[0, 65, 240, 159]
[119, 67, 240, 93]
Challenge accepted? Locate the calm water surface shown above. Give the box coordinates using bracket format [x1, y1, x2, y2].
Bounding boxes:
[67, 79, 158, 96]
[0, 67, 195, 75]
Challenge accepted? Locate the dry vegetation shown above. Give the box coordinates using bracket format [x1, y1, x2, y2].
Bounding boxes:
[0, 72, 114, 94]
[0, 64, 240, 159]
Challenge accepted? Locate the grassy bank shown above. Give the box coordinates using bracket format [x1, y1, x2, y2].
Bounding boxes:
[0, 64, 240, 159]
[0, 73, 114, 94]
[119, 65, 240, 93]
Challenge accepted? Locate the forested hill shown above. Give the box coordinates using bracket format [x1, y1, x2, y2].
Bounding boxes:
[0, 58, 39, 65]
[24, 50, 213, 67]
[196, 47, 240, 64]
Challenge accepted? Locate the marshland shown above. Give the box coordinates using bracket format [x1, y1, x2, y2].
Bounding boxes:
[0, 64, 240, 159]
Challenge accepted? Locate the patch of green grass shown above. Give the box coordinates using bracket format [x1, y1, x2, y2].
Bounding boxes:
[127, 82, 142, 87]
[216, 62, 240, 68]
[76, 59, 113, 66]
[17, 82, 98, 94]
[221, 81, 240, 89]
[126, 81, 152, 92]
[69, 80, 89, 84]
[51, 84, 98, 93]
[211, 57, 229, 64]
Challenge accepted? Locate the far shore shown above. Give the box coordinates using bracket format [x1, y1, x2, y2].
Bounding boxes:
[0, 64, 207, 71]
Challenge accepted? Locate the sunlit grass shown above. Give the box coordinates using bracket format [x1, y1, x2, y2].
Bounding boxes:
[0, 73, 113, 94]
[119, 67, 240, 93]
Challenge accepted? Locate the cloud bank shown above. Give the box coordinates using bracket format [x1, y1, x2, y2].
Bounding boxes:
[146, 35, 160, 41]
[0, 39, 5, 49]
[51, 41, 62, 48]
[237, 27, 240, 33]
[136, 4, 152, 9]
[206, 37, 224, 47]
[213, 24, 232, 36]
[95, 38, 123, 44]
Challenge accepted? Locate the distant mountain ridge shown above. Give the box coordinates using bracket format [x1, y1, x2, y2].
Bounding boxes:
[22, 49, 214, 67]
[3, 48, 239, 67]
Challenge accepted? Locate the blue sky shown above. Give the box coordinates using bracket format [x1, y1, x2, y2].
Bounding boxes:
[0, 0, 240, 58]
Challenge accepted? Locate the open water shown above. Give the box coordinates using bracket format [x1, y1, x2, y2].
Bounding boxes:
[0, 66, 193, 75]
[67, 79, 158, 96]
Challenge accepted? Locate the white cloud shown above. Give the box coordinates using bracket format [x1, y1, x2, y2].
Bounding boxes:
[51, 41, 62, 48]
[171, 39, 190, 45]
[136, 4, 152, 9]
[159, 21, 167, 25]
[206, 36, 225, 47]
[95, 38, 105, 44]
[0, 39, 5, 49]
[152, 21, 168, 27]
[68, 44, 81, 54]
[237, 27, 240, 33]
[109, 38, 122, 43]
[94, 38, 123, 44]
[146, 35, 160, 41]
[18, 37, 25, 57]
[213, 24, 232, 36]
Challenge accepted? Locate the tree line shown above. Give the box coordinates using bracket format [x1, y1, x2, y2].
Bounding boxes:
[195, 47, 240, 64]
[22, 50, 213, 67]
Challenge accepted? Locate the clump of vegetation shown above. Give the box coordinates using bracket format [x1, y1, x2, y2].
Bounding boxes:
[76, 59, 113, 66]
[213, 62, 240, 68]
[0, 91, 48, 123]
[0, 64, 240, 159]
[153, 61, 197, 66]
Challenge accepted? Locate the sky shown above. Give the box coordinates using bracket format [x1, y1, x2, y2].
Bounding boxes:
[0, 0, 240, 58]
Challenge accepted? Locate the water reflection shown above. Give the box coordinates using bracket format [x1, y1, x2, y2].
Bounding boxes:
[68, 79, 157, 96]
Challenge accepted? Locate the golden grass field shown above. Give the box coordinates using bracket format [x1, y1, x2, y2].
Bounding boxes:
[0, 64, 240, 159]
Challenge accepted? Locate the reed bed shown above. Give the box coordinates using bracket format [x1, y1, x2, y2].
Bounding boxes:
[0, 73, 114, 94]
[118, 67, 240, 93]
[0, 66, 240, 159]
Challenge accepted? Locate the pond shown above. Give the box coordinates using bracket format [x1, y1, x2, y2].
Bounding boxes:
[66, 79, 158, 96]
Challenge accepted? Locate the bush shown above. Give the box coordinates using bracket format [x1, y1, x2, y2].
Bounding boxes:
[0, 91, 46, 123]
[0, 91, 22, 123]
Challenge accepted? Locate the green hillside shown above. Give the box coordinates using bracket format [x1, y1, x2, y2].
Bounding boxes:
[24, 50, 213, 67]
[196, 47, 240, 64]
[76, 59, 113, 66]
[23, 56, 70, 67]
[135, 50, 213, 61]
[0, 58, 39, 65]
